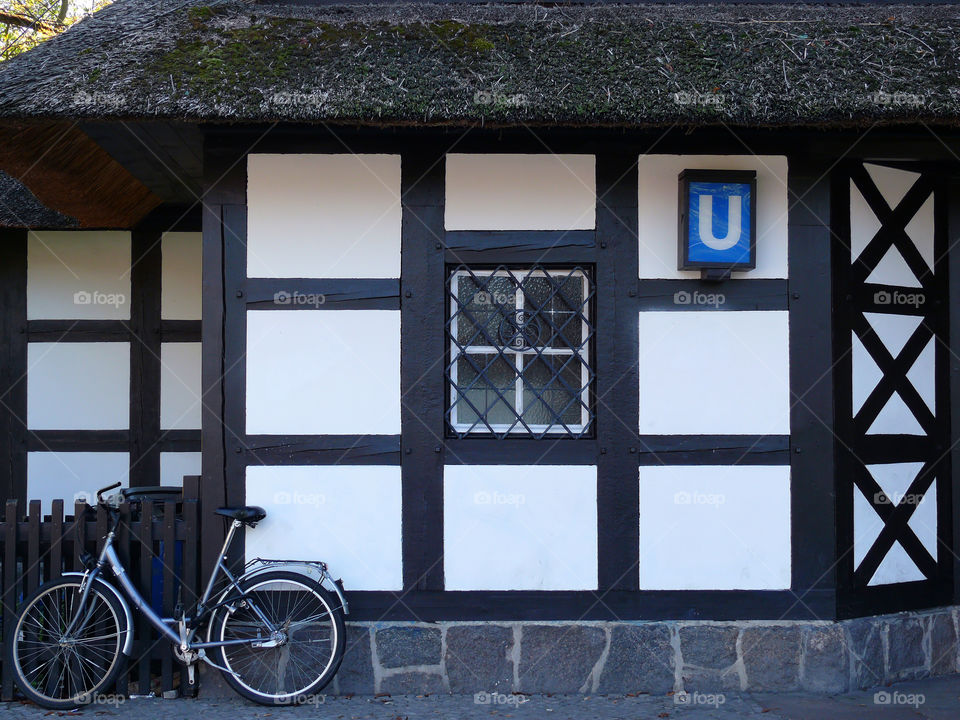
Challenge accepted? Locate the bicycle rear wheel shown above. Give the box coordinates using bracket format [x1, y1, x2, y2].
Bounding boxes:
[210, 570, 345, 705]
[6, 577, 127, 709]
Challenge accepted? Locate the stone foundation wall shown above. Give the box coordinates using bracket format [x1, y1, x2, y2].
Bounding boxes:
[327, 607, 960, 696]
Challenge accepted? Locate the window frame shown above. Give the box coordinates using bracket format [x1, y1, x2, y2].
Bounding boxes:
[446, 265, 595, 438]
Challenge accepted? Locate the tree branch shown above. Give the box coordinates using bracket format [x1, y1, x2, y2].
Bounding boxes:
[0, 10, 53, 32]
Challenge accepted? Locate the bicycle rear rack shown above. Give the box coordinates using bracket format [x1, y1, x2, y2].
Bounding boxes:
[243, 557, 349, 615]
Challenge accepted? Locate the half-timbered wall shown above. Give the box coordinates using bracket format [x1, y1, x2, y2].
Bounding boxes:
[637, 155, 791, 590]
[834, 162, 952, 616]
[244, 154, 404, 589]
[0, 229, 202, 510]
[231, 149, 799, 613]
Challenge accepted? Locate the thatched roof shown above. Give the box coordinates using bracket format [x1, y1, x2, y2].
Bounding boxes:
[0, 1, 959, 127]
[0, 171, 78, 228]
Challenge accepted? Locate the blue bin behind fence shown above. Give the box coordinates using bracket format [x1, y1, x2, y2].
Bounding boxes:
[150, 540, 184, 615]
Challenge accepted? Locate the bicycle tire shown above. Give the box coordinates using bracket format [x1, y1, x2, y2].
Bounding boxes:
[209, 570, 345, 705]
[6, 576, 127, 709]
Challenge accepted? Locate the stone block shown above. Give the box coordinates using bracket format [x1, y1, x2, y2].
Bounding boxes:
[379, 671, 446, 695]
[596, 624, 675, 695]
[846, 617, 884, 690]
[519, 625, 606, 693]
[337, 624, 375, 694]
[801, 625, 849, 693]
[445, 625, 514, 693]
[740, 626, 801, 691]
[376, 625, 442, 668]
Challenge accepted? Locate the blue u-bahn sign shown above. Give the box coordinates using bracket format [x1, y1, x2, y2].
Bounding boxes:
[678, 170, 757, 274]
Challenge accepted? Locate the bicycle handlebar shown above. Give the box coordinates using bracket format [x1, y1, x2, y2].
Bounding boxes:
[96, 482, 122, 505]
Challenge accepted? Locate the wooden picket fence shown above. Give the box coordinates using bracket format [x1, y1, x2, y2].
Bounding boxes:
[0, 477, 203, 700]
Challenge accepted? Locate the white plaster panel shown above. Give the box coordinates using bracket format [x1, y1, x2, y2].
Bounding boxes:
[637, 155, 788, 278]
[160, 342, 202, 430]
[863, 312, 923, 358]
[28, 342, 129, 430]
[870, 542, 925, 585]
[639, 465, 791, 590]
[246, 310, 400, 434]
[866, 246, 921, 288]
[638, 311, 790, 434]
[907, 338, 936, 414]
[850, 181, 881, 264]
[445, 154, 596, 230]
[161, 232, 202, 319]
[867, 394, 924, 435]
[908, 481, 938, 560]
[27, 231, 130, 319]
[247, 154, 401, 278]
[853, 488, 882, 570]
[906, 195, 935, 274]
[443, 464, 598, 591]
[245, 466, 402, 591]
[28, 452, 129, 513]
[852, 333, 882, 416]
[865, 163, 919, 210]
[160, 452, 202, 487]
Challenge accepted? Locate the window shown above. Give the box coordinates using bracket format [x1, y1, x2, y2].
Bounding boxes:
[446, 265, 594, 438]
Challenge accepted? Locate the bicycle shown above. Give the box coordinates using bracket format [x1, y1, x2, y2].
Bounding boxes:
[5, 482, 348, 709]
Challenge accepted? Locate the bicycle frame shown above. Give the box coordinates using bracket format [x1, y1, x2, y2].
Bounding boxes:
[83, 514, 279, 654]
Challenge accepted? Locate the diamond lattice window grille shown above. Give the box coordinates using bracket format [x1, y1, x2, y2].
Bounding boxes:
[445, 265, 595, 438]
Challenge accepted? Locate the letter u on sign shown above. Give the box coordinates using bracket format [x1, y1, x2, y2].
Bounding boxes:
[697, 194, 742, 250]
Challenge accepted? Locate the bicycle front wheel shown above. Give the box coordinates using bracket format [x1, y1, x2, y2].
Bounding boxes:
[211, 570, 345, 705]
[6, 577, 127, 709]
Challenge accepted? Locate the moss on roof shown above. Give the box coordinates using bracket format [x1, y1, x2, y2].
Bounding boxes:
[0, 0, 959, 127]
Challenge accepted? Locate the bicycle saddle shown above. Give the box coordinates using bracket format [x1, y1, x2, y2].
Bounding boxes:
[215, 506, 267, 524]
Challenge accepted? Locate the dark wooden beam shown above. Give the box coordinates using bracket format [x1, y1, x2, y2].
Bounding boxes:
[596, 153, 640, 592]
[400, 150, 446, 592]
[244, 278, 399, 310]
[946, 173, 960, 605]
[129, 230, 162, 487]
[199, 149, 232, 590]
[0, 230, 27, 503]
[345, 588, 836, 622]
[787, 156, 838, 617]
[636, 279, 788, 311]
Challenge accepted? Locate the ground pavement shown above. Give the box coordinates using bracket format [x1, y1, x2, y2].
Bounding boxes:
[0, 676, 957, 719]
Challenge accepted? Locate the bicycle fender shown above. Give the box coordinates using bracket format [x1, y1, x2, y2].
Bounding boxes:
[242, 562, 350, 615]
[62, 572, 136, 657]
